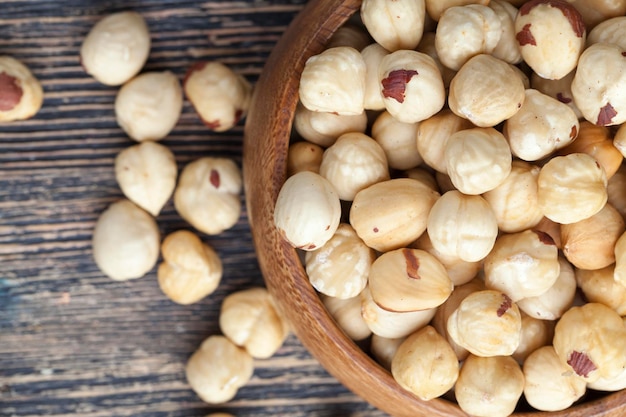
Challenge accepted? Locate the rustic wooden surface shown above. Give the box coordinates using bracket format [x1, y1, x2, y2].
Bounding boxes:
[0, 1, 389, 416]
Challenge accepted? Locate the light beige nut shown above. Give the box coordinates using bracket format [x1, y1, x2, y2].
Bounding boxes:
[561, 203, 625, 270]
[371, 111, 422, 170]
[534, 216, 563, 249]
[489, 0, 523, 64]
[360, 0, 425, 52]
[572, 43, 626, 126]
[444, 127, 512, 195]
[537, 153, 608, 224]
[370, 334, 405, 371]
[349, 178, 439, 252]
[378, 50, 445, 124]
[321, 293, 372, 341]
[568, 0, 626, 29]
[157, 230, 222, 305]
[391, 326, 459, 401]
[185, 335, 253, 404]
[360, 286, 437, 339]
[523, 345, 587, 411]
[455, 354, 524, 417]
[293, 102, 368, 148]
[183, 61, 252, 132]
[92, 199, 159, 281]
[319, 132, 389, 201]
[447, 289, 522, 357]
[587, 16, 626, 49]
[219, 287, 290, 359]
[305, 223, 375, 299]
[80, 11, 150, 86]
[512, 312, 554, 363]
[175, 157, 242, 236]
[286, 141, 324, 176]
[515, 0, 586, 80]
[325, 22, 372, 51]
[435, 4, 502, 71]
[427, 190, 498, 262]
[530, 69, 583, 119]
[403, 167, 438, 192]
[553, 303, 626, 382]
[613, 122, 626, 159]
[588, 364, 626, 392]
[416, 32, 457, 88]
[361, 43, 389, 111]
[484, 229, 560, 302]
[504, 89, 579, 161]
[273, 170, 341, 251]
[114, 141, 177, 216]
[483, 160, 543, 233]
[416, 108, 474, 174]
[517, 256, 577, 320]
[115, 71, 183, 142]
[577, 265, 626, 316]
[448, 54, 525, 127]
[558, 121, 623, 180]
[0, 56, 43, 122]
[299, 46, 366, 115]
[425, 0, 489, 21]
[368, 248, 452, 312]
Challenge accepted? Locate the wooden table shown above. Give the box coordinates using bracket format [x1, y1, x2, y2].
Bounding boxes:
[0, 1, 388, 415]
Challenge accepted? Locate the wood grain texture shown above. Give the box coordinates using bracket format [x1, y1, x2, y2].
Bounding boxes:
[0, 1, 388, 416]
[243, 0, 626, 417]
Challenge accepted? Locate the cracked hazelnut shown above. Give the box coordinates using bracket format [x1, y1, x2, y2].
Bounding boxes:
[0, 56, 43, 122]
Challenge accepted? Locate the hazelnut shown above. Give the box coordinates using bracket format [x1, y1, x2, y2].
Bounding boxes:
[427, 190, 498, 262]
[416, 32, 457, 89]
[425, 0, 490, 21]
[489, 0, 523, 64]
[115, 71, 183, 142]
[292, 102, 367, 148]
[370, 334, 405, 371]
[114, 141, 177, 216]
[80, 11, 150, 86]
[185, 335, 253, 404]
[157, 230, 222, 305]
[613, 121, 626, 159]
[273, 170, 341, 251]
[530, 69, 583, 119]
[299, 46, 366, 115]
[321, 293, 372, 341]
[360, 0, 425, 52]
[512, 312, 554, 363]
[403, 167, 439, 192]
[361, 43, 389, 111]
[368, 248, 452, 312]
[567, 0, 626, 29]
[608, 163, 626, 219]
[523, 346, 587, 411]
[514, 0, 586, 80]
[305, 223, 375, 299]
[219, 287, 290, 359]
[174, 157, 242, 236]
[286, 141, 324, 176]
[350, 178, 439, 252]
[92, 199, 159, 281]
[371, 111, 422, 170]
[391, 326, 459, 401]
[537, 153, 608, 224]
[576, 265, 626, 316]
[325, 22, 372, 51]
[588, 364, 626, 392]
[0, 56, 43, 122]
[183, 61, 252, 132]
[615, 230, 626, 287]
[587, 16, 626, 50]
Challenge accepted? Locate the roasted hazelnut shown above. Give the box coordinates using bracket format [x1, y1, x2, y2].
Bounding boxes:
[576, 265, 626, 316]
[293, 102, 368, 148]
[0, 56, 43, 122]
[360, 0, 425, 52]
[286, 141, 324, 176]
[371, 111, 422, 170]
[321, 293, 372, 341]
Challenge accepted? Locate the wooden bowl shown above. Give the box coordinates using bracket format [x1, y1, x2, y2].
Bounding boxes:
[242, 0, 626, 416]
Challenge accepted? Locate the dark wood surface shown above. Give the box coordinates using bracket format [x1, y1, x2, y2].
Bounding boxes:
[0, 1, 388, 416]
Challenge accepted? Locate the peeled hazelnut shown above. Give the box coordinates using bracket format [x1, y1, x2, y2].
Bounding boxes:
[299, 46, 366, 115]
[185, 335, 253, 404]
[447, 289, 522, 357]
[568, 0, 626, 30]
[489, 0, 523, 64]
[455, 354, 524, 417]
[286, 141, 324, 176]
[0, 56, 43, 122]
[370, 334, 405, 371]
[588, 364, 626, 392]
[378, 49, 446, 124]
[515, 0, 586, 80]
[80, 11, 150, 86]
[523, 345, 587, 411]
[512, 312, 554, 363]
[613, 122, 626, 159]
[157, 230, 222, 305]
[361, 43, 389, 111]
[448, 54, 525, 127]
[427, 190, 498, 262]
[114, 141, 177, 216]
[530, 69, 583, 119]
[274, 170, 341, 251]
[293, 102, 368, 148]
[325, 22, 372, 51]
[183, 61, 252, 132]
[115, 71, 183, 142]
[321, 293, 372, 341]
[533, 216, 563, 249]
[219, 287, 290, 359]
[587, 16, 626, 50]
[350, 178, 439, 252]
[425, 0, 490, 21]
[305, 223, 375, 299]
[92, 199, 159, 281]
[391, 326, 459, 401]
[360, 0, 425, 52]
[368, 248, 452, 312]
[174, 157, 242, 236]
[576, 265, 626, 316]
[444, 127, 512, 195]
[537, 153, 608, 224]
[416, 32, 457, 89]
[403, 167, 439, 192]
[371, 111, 422, 170]
[484, 229, 560, 302]
[553, 303, 626, 382]
[319, 132, 389, 201]
[561, 203, 625, 270]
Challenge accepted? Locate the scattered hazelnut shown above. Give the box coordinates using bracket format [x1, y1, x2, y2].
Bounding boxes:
[0, 55, 43, 122]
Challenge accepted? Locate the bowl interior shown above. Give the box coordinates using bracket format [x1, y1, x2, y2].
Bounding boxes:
[242, 1, 626, 416]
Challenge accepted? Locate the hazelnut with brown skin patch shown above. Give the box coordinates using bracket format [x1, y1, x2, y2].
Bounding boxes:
[0, 56, 43, 122]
